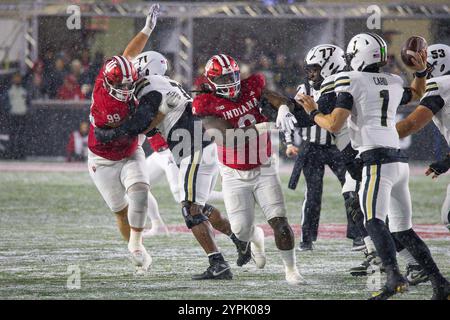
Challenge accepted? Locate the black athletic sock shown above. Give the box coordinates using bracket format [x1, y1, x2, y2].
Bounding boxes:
[365, 218, 399, 271]
[208, 252, 225, 265]
[391, 232, 405, 252]
[392, 229, 447, 287]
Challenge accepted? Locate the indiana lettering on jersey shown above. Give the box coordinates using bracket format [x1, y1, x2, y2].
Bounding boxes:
[222, 96, 259, 120]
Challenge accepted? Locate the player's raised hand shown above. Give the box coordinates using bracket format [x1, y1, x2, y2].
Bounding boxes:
[276, 104, 297, 133]
[296, 93, 318, 114]
[409, 49, 427, 72]
[142, 3, 160, 36]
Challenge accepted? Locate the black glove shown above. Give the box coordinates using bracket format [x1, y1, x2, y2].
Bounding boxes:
[428, 154, 450, 176]
[346, 158, 363, 182]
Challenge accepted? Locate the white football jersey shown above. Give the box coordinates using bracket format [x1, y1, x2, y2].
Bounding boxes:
[334, 71, 407, 152]
[420, 75, 450, 145]
[134, 75, 192, 137]
[319, 74, 350, 151]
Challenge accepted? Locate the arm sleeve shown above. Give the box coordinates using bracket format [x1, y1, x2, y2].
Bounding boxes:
[400, 87, 413, 105]
[333, 73, 356, 111]
[317, 91, 337, 114]
[335, 92, 354, 111]
[420, 80, 445, 114]
[94, 91, 162, 143]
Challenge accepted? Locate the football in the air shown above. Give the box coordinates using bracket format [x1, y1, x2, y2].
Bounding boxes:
[401, 35, 428, 67]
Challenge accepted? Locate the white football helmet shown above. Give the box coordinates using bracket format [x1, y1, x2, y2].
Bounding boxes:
[132, 51, 168, 77]
[304, 44, 346, 80]
[427, 44, 450, 78]
[346, 33, 387, 71]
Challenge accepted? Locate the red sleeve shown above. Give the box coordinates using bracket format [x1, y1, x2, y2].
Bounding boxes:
[148, 132, 169, 152]
[251, 73, 266, 89]
[192, 94, 213, 117]
[66, 132, 75, 161]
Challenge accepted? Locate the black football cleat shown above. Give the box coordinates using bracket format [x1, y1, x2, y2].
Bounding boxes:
[298, 241, 313, 251]
[431, 281, 450, 300]
[369, 274, 409, 300]
[405, 264, 429, 286]
[191, 261, 233, 280]
[231, 234, 252, 267]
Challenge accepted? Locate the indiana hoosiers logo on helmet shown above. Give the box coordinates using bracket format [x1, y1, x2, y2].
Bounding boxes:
[103, 55, 138, 102]
[205, 54, 241, 99]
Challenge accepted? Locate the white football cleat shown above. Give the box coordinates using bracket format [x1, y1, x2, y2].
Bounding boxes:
[285, 267, 306, 285]
[130, 248, 152, 274]
[251, 226, 266, 269]
[143, 224, 170, 237]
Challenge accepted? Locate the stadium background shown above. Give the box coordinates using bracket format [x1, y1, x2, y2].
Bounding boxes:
[0, 0, 449, 161]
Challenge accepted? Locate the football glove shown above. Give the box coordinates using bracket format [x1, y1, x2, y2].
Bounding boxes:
[141, 3, 160, 36]
[275, 104, 297, 133]
[428, 154, 450, 177]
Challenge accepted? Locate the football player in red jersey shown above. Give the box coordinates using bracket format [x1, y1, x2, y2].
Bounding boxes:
[87, 4, 160, 273]
[192, 54, 305, 285]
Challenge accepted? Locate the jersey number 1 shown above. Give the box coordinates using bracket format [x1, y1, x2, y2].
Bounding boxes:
[379, 90, 389, 127]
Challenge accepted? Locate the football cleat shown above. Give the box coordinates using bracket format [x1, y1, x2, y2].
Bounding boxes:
[230, 234, 251, 267]
[351, 237, 366, 251]
[431, 281, 450, 300]
[285, 267, 306, 286]
[350, 250, 384, 277]
[251, 226, 266, 269]
[191, 261, 233, 280]
[130, 248, 152, 274]
[405, 264, 429, 286]
[298, 241, 313, 252]
[142, 224, 170, 237]
[369, 274, 409, 300]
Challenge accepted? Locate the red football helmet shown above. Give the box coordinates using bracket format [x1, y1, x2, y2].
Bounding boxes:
[103, 55, 138, 102]
[204, 54, 240, 99]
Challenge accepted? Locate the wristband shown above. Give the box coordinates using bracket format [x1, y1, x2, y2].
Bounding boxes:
[414, 68, 428, 78]
[309, 109, 321, 122]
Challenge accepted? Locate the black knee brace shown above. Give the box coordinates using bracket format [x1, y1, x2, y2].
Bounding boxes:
[181, 201, 208, 229]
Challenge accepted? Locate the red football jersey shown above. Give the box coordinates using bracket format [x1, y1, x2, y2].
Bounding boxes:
[88, 66, 138, 161]
[192, 73, 271, 170]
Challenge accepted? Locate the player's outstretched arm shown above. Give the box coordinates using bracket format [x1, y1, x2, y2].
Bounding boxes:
[406, 49, 428, 101]
[296, 93, 350, 133]
[396, 106, 434, 139]
[94, 91, 163, 143]
[261, 89, 298, 132]
[123, 3, 160, 61]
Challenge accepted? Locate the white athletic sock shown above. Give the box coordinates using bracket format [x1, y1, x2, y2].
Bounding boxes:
[147, 192, 165, 226]
[128, 230, 143, 252]
[279, 249, 296, 271]
[398, 248, 418, 265]
[364, 236, 376, 254]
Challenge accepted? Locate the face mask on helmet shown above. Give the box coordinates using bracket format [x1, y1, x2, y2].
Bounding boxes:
[304, 64, 323, 87]
[209, 71, 241, 99]
[105, 78, 136, 102]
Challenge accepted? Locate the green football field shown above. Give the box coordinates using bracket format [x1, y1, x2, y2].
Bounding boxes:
[0, 168, 448, 300]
